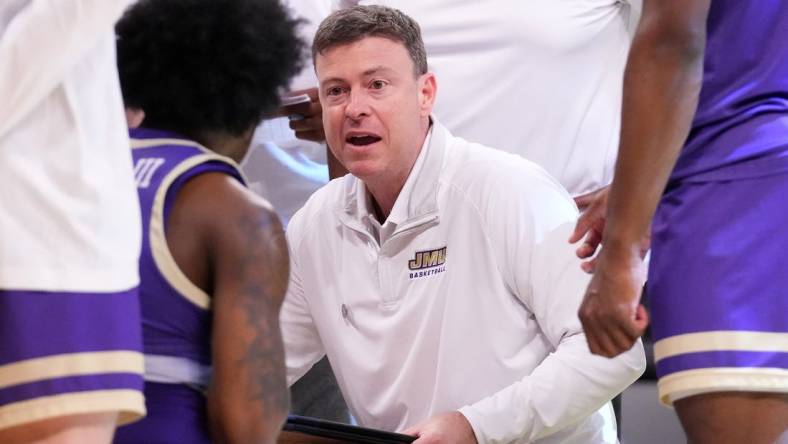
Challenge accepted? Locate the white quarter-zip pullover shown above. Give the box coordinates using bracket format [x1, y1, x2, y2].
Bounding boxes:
[282, 122, 645, 443]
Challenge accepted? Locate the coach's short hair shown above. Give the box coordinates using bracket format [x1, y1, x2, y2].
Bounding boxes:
[313, 5, 428, 76]
[116, 0, 305, 136]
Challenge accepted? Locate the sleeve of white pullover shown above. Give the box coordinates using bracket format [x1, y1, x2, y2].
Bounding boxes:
[279, 229, 328, 386]
[459, 167, 646, 443]
[0, 0, 134, 138]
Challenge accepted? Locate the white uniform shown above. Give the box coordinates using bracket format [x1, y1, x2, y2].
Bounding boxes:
[334, 0, 639, 196]
[282, 121, 646, 443]
[0, 0, 144, 430]
[0, 0, 140, 291]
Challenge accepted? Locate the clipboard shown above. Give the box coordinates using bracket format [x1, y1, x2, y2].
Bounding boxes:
[282, 415, 416, 444]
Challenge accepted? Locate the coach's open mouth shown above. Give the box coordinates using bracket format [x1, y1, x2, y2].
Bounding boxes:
[346, 133, 382, 146]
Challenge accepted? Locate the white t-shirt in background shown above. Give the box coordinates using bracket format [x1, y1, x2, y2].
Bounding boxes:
[335, 0, 639, 196]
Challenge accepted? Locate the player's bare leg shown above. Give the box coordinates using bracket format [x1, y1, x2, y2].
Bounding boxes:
[0, 412, 117, 444]
[674, 392, 788, 444]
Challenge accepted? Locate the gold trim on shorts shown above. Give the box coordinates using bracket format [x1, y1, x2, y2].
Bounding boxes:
[658, 367, 788, 407]
[0, 389, 145, 430]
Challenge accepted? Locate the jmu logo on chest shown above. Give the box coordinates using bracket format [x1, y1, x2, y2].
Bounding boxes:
[408, 246, 447, 270]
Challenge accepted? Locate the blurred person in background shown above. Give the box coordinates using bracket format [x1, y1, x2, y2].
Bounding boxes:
[579, 1, 788, 443]
[0, 1, 146, 442]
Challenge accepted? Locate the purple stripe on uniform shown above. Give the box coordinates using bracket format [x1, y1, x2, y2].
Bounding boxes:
[0, 373, 143, 406]
[656, 350, 788, 378]
[0, 289, 142, 366]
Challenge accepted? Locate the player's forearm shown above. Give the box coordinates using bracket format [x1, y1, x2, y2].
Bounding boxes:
[209, 406, 286, 444]
[0, 0, 133, 137]
[459, 334, 645, 443]
[209, 202, 292, 444]
[208, 333, 290, 444]
[603, 12, 707, 255]
[209, 306, 290, 444]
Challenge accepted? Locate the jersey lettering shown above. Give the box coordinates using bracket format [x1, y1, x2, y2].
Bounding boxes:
[134, 157, 166, 188]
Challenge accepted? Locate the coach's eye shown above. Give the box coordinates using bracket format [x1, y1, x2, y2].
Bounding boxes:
[326, 86, 345, 96]
[370, 80, 387, 90]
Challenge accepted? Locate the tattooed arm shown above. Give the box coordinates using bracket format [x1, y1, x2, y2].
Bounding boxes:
[168, 171, 290, 444]
[210, 178, 290, 444]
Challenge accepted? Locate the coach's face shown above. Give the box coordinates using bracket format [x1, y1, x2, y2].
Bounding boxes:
[316, 36, 436, 184]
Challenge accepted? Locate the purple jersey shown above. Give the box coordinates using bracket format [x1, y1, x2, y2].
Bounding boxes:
[671, 1, 788, 182]
[649, 2, 788, 406]
[115, 128, 245, 444]
[129, 126, 244, 367]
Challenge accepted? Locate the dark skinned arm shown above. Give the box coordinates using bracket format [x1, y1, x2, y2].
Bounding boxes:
[267, 87, 326, 143]
[282, 88, 325, 143]
[267, 87, 348, 179]
[284, 89, 348, 179]
[167, 172, 290, 444]
[578, 0, 711, 358]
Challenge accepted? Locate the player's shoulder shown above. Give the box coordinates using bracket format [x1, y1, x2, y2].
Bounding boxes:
[176, 172, 279, 236]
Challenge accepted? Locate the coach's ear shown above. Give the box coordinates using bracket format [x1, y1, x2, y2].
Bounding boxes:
[418, 72, 437, 118]
[126, 108, 145, 129]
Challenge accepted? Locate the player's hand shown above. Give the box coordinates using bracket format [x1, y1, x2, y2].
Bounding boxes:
[273, 88, 325, 142]
[569, 186, 609, 273]
[578, 246, 649, 358]
[402, 411, 478, 444]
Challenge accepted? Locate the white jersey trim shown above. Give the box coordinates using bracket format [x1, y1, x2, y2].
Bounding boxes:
[659, 367, 788, 407]
[144, 354, 211, 391]
[0, 351, 144, 390]
[0, 390, 145, 430]
[655, 331, 788, 361]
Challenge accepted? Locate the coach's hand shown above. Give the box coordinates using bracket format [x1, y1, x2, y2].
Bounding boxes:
[579, 246, 649, 358]
[403, 411, 477, 444]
